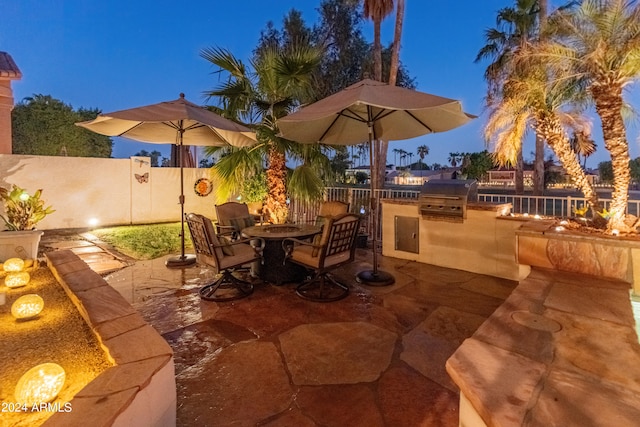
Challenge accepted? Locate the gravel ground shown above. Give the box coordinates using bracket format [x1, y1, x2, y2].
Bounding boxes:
[0, 265, 112, 427]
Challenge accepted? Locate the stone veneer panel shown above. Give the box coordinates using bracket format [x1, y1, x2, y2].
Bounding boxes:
[43, 250, 176, 427]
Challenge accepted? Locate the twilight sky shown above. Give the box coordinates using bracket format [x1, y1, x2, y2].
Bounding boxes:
[3, 0, 639, 168]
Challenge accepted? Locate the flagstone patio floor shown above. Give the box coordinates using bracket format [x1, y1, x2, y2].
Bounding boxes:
[40, 231, 518, 426]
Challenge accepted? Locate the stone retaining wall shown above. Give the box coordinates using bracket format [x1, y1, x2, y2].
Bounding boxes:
[43, 250, 175, 427]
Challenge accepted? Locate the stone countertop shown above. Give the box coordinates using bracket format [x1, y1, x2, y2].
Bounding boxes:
[446, 267, 640, 426]
[380, 198, 512, 212]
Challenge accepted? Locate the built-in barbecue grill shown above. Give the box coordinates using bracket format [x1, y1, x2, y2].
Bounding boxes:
[419, 179, 478, 222]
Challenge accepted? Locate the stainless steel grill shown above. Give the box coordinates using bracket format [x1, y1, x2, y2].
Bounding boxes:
[419, 179, 478, 222]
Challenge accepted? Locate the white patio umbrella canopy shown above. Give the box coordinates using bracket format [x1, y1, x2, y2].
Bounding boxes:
[77, 94, 256, 267]
[278, 79, 474, 285]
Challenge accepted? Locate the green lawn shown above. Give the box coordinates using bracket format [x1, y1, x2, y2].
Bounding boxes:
[91, 222, 193, 260]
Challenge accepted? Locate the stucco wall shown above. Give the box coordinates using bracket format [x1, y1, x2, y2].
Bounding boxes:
[0, 154, 219, 230]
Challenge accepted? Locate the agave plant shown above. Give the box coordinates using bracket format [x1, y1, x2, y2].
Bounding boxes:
[0, 185, 55, 231]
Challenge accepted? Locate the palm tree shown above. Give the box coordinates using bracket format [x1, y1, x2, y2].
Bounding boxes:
[417, 145, 429, 169]
[363, 0, 394, 82]
[407, 152, 414, 169]
[539, 0, 640, 232]
[485, 67, 600, 214]
[392, 148, 401, 168]
[570, 130, 597, 169]
[201, 42, 323, 224]
[364, 0, 394, 191]
[476, 0, 541, 195]
[448, 152, 460, 168]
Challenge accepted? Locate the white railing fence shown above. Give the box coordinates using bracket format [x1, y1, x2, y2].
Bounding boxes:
[288, 187, 640, 242]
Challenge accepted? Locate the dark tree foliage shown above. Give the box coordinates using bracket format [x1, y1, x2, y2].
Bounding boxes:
[598, 161, 613, 184]
[460, 150, 495, 180]
[11, 94, 112, 157]
[255, 0, 415, 103]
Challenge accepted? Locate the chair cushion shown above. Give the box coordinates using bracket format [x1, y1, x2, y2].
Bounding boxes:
[291, 244, 352, 269]
[201, 215, 225, 259]
[228, 216, 255, 231]
[218, 243, 259, 269]
[219, 236, 235, 256]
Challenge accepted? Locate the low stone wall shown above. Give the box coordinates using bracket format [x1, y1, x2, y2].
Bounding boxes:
[446, 221, 640, 426]
[44, 250, 175, 427]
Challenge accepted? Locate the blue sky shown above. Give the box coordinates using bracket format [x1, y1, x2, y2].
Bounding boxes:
[4, 0, 638, 168]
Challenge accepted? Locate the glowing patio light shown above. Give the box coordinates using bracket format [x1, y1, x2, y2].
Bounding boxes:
[3, 257, 25, 272]
[11, 294, 44, 319]
[555, 226, 565, 232]
[534, 214, 541, 219]
[612, 229, 620, 236]
[560, 220, 568, 225]
[87, 218, 99, 227]
[5, 272, 30, 288]
[19, 191, 30, 201]
[523, 213, 529, 217]
[14, 363, 66, 406]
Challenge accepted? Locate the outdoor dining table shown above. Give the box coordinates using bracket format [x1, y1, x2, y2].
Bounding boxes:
[242, 223, 321, 284]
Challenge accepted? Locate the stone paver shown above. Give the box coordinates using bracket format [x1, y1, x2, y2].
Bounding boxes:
[42, 231, 519, 426]
[279, 322, 397, 385]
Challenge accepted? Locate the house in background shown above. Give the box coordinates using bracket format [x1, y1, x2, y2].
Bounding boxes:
[0, 52, 21, 155]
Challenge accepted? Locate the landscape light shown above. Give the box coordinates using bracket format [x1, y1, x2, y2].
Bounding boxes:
[555, 226, 565, 232]
[87, 218, 99, 227]
[534, 214, 541, 219]
[11, 294, 44, 319]
[612, 229, 620, 236]
[5, 272, 30, 288]
[19, 192, 29, 201]
[3, 257, 25, 272]
[14, 363, 66, 406]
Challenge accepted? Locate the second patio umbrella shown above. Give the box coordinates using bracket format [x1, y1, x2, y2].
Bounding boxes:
[278, 79, 474, 285]
[77, 93, 256, 267]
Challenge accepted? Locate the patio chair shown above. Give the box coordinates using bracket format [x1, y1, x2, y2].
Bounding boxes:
[215, 202, 256, 240]
[186, 212, 264, 302]
[283, 213, 360, 302]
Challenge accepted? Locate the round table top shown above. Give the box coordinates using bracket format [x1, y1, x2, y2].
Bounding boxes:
[242, 224, 321, 239]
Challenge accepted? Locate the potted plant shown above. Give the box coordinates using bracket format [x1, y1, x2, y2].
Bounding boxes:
[0, 185, 55, 262]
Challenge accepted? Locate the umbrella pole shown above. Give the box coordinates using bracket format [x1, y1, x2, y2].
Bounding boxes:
[356, 117, 395, 286]
[166, 128, 197, 268]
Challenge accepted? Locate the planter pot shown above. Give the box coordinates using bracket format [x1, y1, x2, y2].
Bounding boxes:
[0, 230, 44, 262]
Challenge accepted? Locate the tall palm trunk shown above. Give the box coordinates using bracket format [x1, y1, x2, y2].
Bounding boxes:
[591, 84, 631, 231]
[265, 145, 288, 224]
[376, 0, 405, 191]
[534, 0, 548, 197]
[536, 117, 600, 213]
[515, 147, 524, 194]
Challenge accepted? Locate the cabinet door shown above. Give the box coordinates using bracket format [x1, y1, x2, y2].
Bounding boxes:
[395, 216, 419, 253]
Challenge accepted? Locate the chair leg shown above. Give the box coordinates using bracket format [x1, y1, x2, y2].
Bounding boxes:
[199, 270, 254, 302]
[295, 272, 349, 302]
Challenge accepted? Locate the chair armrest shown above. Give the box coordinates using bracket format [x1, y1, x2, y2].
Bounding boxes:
[281, 236, 323, 262]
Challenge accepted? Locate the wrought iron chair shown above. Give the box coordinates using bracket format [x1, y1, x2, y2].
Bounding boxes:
[215, 202, 256, 240]
[186, 212, 264, 302]
[283, 213, 360, 302]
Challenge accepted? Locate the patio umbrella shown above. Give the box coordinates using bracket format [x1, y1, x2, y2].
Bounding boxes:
[278, 79, 474, 286]
[77, 93, 256, 267]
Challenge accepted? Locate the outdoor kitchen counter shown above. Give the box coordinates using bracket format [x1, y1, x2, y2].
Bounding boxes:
[380, 199, 529, 281]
